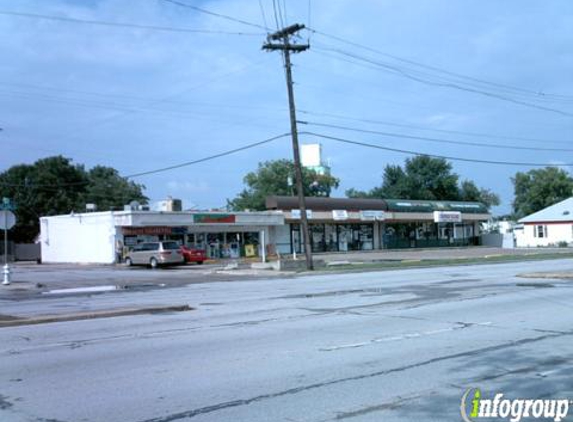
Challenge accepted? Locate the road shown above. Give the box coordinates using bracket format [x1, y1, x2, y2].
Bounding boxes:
[1, 259, 573, 421]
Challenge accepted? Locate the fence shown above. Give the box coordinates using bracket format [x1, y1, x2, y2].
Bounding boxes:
[0, 242, 41, 261]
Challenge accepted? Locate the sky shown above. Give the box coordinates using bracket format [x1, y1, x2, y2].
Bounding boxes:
[1, 0, 572, 215]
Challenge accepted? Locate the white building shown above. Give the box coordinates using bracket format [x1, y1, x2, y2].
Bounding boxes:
[515, 197, 573, 247]
[40, 197, 491, 264]
[40, 210, 284, 264]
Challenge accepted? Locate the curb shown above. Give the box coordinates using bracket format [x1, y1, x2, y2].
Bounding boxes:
[0, 304, 193, 328]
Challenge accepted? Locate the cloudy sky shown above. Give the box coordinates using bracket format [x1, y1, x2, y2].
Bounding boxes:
[1, 0, 572, 214]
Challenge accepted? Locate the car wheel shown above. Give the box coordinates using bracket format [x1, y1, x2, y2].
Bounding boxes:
[125, 257, 133, 267]
[197, 261, 204, 265]
[150, 258, 158, 269]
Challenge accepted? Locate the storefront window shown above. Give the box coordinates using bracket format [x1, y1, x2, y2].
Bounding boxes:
[311, 224, 326, 253]
[358, 224, 373, 250]
[224, 232, 243, 258]
[290, 224, 302, 254]
[338, 224, 351, 251]
[244, 232, 259, 258]
[324, 224, 338, 252]
[206, 233, 225, 258]
[337, 224, 373, 251]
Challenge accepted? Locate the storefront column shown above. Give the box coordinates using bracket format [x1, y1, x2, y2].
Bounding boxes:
[373, 221, 381, 249]
[260, 230, 266, 263]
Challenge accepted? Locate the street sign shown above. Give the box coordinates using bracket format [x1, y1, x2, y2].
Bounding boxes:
[1, 198, 15, 211]
[0, 210, 16, 230]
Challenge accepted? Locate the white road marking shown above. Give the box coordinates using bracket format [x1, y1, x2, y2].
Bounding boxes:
[320, 321, 492, 352]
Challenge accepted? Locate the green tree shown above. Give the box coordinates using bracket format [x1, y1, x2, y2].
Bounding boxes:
[228, 159, 340, 211]
[0, 156, 88, 242]
[400, 156, 459, 200]
[84, 166, 147, 211]
[512, 167, 573, 219]
[0, 156, 148, 242]
[459, 180, 500, 209]
[346, 155, 499, 209]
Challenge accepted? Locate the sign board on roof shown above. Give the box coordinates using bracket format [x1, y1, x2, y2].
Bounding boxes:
[433, 211, 462, 223]
[360, 210, 385, 221]
[332, 210, 348, 220]
[291, 209, 313, 219]
[193, 214, 236, 224]
[122, 226, 187, 236]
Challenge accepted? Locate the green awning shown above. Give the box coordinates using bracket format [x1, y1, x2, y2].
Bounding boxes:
[384, 199, 487, 214]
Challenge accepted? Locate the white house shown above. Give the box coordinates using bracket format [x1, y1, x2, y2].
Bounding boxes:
[515, 197, 573, 247]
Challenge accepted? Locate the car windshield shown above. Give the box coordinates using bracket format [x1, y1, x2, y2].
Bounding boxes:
[162, 241, 180, 250]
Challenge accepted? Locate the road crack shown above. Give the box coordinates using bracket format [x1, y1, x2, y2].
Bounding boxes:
[135, 329, 573, 422]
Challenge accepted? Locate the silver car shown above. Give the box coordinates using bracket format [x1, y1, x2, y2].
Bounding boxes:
[125, 241, 184, 268]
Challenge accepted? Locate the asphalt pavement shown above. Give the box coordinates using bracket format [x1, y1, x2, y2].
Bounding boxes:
[1, 259, 573, 421]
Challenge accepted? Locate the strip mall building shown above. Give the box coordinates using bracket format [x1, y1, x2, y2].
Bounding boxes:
[40, 196, 490, 264]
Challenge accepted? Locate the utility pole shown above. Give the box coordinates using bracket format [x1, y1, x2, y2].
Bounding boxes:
[263, 24, 313, 270]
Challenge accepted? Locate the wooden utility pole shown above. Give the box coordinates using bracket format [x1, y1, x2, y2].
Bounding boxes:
[263, 24, 313, 270]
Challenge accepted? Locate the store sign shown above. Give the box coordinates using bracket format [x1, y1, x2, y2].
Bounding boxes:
[291, 209, 313, 219]
[361, 210, 385, 221]
[193, 213, 236, 224]
[332, 210, 348, 220]
[433, 211, 462, 223]
[122, 226, 187, 236]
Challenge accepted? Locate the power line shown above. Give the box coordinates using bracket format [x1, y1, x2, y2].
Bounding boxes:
[271, 0, 282, 30]
[307, 27, 573, 102]
[312, 46, 573, 117]
[50, 56, 272, 143]
[281, 0, 288, 27]
[0, 88, 287, 121]
[298, 120, 573, 152]
[0, 82, 286, 113]
[123, 132, 290, 178]
[297, 109, 572, 146]
[0, 132, 290, 188]
[0, 10, 263, 36]
[162, 0, 270, 31]
[310, 43, 573, 107]
[258, 0, 269, 30]
[303, 131, 573, 167]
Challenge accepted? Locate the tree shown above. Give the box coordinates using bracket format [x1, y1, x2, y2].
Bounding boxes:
[0, 156, 88, 242]
[84, 166, 147, 211]
[0, 156, 147, 242]
[346, 155, 499, 209]
[228, 159, 340, 211]
[512, 167, 573, 219]
[459, 180, 500, 209]
[400, 156, 460, 200]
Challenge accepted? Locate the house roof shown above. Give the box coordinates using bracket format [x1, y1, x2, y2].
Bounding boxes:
[519, 197, 573, 223]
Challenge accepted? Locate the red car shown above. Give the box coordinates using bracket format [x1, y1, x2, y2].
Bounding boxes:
[180, 245, 206, 264]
